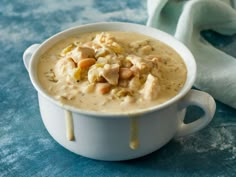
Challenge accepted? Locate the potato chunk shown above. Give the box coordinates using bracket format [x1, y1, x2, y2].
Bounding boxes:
[54, 58, 76, 79]
[71, 46, 95, 63]
[140, 74, 160, 100]
[101, 64, 120, 85]
[88, 65, 103, 83]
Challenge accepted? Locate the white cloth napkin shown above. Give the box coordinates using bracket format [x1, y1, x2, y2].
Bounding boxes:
[147, 0, 236, 108]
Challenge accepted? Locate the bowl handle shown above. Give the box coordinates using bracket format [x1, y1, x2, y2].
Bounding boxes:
[23, 44, 40, 71]
[175, 89, 216, 137]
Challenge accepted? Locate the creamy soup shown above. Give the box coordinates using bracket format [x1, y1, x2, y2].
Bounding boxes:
[38, 31, 187, 113]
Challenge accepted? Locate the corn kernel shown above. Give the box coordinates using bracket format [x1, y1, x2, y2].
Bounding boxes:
[61, 44, 76, 56]
[72, 67, 81, 80]
[95, 63, 105, 68]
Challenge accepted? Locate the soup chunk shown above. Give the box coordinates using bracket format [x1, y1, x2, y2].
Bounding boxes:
[38, 31, 187, 112]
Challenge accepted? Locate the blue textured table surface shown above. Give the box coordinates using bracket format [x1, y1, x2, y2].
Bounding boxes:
[0, 1, 236, 177]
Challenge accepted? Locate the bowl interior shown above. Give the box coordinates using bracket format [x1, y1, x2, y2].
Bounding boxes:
[29, 22, 196, 117]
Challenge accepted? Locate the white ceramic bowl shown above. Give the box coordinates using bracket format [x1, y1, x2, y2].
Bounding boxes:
[23, 22, 216, 161]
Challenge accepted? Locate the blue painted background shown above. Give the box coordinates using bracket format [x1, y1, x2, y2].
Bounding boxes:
[0, 0, 236, 176]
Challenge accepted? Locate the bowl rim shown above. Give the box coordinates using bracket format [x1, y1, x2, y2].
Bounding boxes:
[28, 21, 196, 118]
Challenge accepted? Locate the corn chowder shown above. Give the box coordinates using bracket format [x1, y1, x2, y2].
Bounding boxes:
[38, 31, 187, 112]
